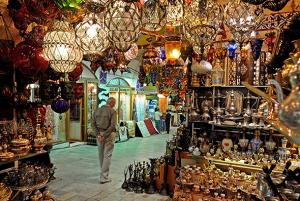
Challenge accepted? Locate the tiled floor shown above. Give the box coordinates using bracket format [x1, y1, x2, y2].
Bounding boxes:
[49, 130, 175, 201]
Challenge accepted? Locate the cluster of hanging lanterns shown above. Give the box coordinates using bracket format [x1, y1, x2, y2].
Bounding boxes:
[41, 0, 264, 75]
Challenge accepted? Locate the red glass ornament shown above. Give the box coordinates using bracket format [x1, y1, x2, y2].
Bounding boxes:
[33, 48, 49, 73]
[8, 1, 32, 30]
[73, 83, 84, 99]
[13, 44, 36, 75]
[1, 86, 13, 99]
[207, 46, 215, 63]
[25, 26, 45, 47]
[25, 0, 58, 25]
[68, 63, 83, 81]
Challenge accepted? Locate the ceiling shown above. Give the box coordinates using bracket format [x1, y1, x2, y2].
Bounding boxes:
[0, 0, 299, 45]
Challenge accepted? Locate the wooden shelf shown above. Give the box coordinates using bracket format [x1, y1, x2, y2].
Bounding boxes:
[185, 155, 282, 174]
[189, 85, 269, 90]
[0, 151, 48, 167]
[190, 121, 283, 136]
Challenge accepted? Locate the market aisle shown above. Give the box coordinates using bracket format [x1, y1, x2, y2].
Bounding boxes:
[48, 130, 175, 201]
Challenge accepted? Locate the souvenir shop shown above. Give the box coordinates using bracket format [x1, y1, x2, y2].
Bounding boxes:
[0, 0, 299, 200]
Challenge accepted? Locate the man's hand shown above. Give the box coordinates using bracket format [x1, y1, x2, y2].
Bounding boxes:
[97, 134, 105, 142]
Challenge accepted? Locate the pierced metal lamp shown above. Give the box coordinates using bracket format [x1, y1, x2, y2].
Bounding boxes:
[166, 0, 184, 27]
[75, 12, 109, 61]
[43, 19, 83, 73]
[104, 0, 141, 52]
[224, 0, 263, 43]
[142, 0, 166, 32]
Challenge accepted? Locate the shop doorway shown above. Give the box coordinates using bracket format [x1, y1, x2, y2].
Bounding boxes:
[106, 77, 134, 124]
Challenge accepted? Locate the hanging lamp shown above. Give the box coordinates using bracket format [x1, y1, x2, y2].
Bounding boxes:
[165, 39, 181, 64]
[75, 12, 109, 62]
[104, 0, 141, 52]
[183, 0, 222, 49]
[166, 0, 184, 27]
[224, 0, 263, 42]
[43, 19, 83, 73]
[142, 0, 166, 32]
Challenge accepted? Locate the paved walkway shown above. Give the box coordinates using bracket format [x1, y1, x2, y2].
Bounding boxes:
[48, 131, 175, 201]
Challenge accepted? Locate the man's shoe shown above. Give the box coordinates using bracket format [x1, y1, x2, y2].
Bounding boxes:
[100, 178, 112, 184]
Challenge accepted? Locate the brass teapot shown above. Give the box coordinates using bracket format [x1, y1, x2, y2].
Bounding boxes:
[243, 39, 300, 145]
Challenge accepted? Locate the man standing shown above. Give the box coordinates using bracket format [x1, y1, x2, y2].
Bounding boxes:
[92, 97, 117, 184]
[165, 110, 172, 134]
[154, 108, 162, 133]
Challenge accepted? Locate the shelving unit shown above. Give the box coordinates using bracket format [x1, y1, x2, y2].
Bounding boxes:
[0, 151, 53, 201]
[189, 85, 282, 137]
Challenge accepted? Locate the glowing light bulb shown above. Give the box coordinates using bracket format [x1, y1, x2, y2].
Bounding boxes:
[86, 24, 98, 38]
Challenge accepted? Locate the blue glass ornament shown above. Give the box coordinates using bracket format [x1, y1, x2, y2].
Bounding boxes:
[99, 70, 107, 84]
[160, 47, 166, 60]
[226, 41, 238, 60]
[150, 71, 156, 86]
[250, 39, 264, 61]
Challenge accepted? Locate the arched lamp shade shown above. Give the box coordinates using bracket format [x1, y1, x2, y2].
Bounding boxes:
[43, 19, 83, 73]
[75, 13, 109, 61]
[165, 41, 181, 64]
[104, 0, 141, 52]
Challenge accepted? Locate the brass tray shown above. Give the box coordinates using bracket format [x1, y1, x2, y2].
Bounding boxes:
[0, 183, 12, 201]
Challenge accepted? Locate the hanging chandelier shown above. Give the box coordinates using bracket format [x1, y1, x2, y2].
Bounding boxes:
[75, 12, 110, 61]
[183, 0, 222, 49]
[43, 19, 83, 73]
[166, 0, 184, 27]
[142, 0, 166, 32]
[104, 0, 141, 52]
[224, 0, 263, 42]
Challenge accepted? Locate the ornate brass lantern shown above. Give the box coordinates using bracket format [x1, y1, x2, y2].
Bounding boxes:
[224, 0, 263, 42]
[104, 0, 141, 52]
[142, 0, 166, 32]
[43, 19, 83, 73]
[75, 13, 109, 61]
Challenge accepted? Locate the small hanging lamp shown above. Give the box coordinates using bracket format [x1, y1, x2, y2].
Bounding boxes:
[165, 40, 181, 64]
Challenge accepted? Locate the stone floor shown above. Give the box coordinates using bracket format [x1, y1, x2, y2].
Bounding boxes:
[48, 130, 175, 201]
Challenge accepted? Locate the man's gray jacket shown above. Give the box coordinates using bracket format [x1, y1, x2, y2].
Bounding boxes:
[92, 105, 117, 137]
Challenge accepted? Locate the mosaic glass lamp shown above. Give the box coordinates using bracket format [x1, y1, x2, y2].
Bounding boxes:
[142, 0, 166, 32]
[104, 0, 141, 52]
[224, 0, 263, 42]
[43, 19, 83, 73]
[75, 12, 109, 61]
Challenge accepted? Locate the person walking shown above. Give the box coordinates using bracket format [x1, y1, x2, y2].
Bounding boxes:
[154, 108, 162, 133]
[165, 110, 172, 134]
[92, 97, 117, 184]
